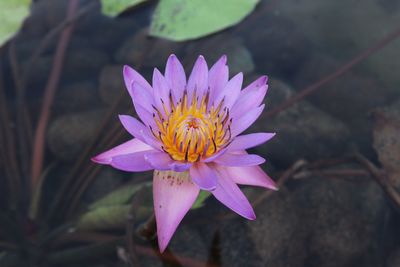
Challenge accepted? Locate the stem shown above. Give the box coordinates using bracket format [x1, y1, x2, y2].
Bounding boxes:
[30, 0, 80, 190]
[266, 26, 400, 118]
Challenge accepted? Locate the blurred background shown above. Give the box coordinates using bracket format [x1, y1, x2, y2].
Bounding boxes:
[0, 0, 400, 266]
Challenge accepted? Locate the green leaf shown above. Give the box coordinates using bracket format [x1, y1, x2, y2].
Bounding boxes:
[150, 0, 259, 41]
[100, 0, 147, 17]
[191, 190, 211, 210]
[0, 0, 30, 46]
[88, 182, 151, 210]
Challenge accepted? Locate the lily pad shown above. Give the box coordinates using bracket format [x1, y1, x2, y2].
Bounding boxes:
[0, 0, 30, 46]
[150, 0, 260, 41]
[100, 0, 147, 17]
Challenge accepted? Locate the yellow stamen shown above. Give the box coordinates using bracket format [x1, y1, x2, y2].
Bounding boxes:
[154, 90, 232, 163]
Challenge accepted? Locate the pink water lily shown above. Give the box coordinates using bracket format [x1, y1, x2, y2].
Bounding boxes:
[92, 54, 277, 252]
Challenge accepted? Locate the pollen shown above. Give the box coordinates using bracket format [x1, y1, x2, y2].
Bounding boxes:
[151, 89, 232, 163]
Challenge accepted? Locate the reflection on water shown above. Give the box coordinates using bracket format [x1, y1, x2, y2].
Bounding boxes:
[1, 0, 400, 266]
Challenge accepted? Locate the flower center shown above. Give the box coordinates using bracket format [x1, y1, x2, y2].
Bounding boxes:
[151, 90, 232, 163]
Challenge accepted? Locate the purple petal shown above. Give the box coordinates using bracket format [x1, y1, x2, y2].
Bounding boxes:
[133, 102, 157, 129]
[240, 75, 268, 95]
[231, 85, 268, 119]
[231, 104, 265, 137]
[169, 162, 192, 172]
[91, 138, 152, 164]
[189, 162, 218, 190]
[118, 115, 160, 149]
[187, 55, 208, 104]
[208, 55, 228, 108]
[214, 72, 243, 110]
[131, 82, 155, 113]
[152, 68, 171, 116]
[212, 167, 256, 220]
[228, 133, 276, 151]
[202, 148, 228, 163]
[219, 165, 277, 190]
[153, 170, 199, 252]
[123, 65, 152, 93]
[145, 151, 173, 170]
[214, 153, 265, 167]
[165, 54, 186, 103]
[111, 150, 156, 172]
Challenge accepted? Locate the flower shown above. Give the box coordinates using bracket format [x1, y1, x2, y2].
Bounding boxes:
[92, 54, 277, 252]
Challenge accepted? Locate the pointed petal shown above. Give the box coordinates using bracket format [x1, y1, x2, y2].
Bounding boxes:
[214, 72, 243, 110]
[219, 165, 277, 190]
[152, 68, 171, 116]
[187, 55, 208, 103]
[165, 54, 186, 103]
[215, 153, 265, 167]
[91, 138, 152, 164]
[231, 85, 268, 119]
[208, 55, 228, 108]
[212, 167, 256, 220]
[111, 150, 155, 172]
[240, 75, 268, 95]
[231, 104, 265, 137]
[153, 170, 199, 252]
[189, 162, 218, 190]
[228, 133, 276, 151]
[123, 65, 152, 93]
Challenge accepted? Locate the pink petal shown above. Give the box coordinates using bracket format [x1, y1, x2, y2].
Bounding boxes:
[214, 72, 243, 110]
[187, 55, 208, 104]
[219, 165, 277, 190]
[231, 85, 268, 119]
[123, 65, 152, 93]
[91, 138, 152, 164]
[189, 162, 218, 190]
[165, 54, 186, 104]
[169, 162, 192, 172]
[111, 150, 156, 172]
[212, 167, 256, 220]
[152, 68, 171, 116]
[231, 104, 265, 137]
[228, 133, 276, 151]
[214, 153, 265, 167]
[153, 170, 199, 252]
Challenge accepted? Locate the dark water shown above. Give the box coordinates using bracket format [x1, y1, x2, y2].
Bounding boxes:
[1, 0, 400, 266]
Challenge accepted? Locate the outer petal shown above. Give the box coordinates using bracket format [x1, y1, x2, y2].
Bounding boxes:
[219, 165, 277, 190]
[153, 170, 200, 252]
[231, 85, 268, 119]
[123, 65, 152, 93]
[119, 115, 161, 149]
[228, 133, 276, 151]
[187, 55, 208, 104]
[111, 150, 156, 172]
[231, 104, 265, 137]
[214, 72, 243, 110]
[212, 167, 256, 220]
[131, 82, 155, 113]
[91, 138, 152, 164]
[189, 162, 218, 190]
[165, 54, 186, 104]
[169, 162, 192, 172]
[214, 153, 265, 167]
[240, 75, 268, 95]
[145, 151, 173, 170]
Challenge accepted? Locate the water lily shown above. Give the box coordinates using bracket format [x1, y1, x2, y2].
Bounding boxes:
[92, 54, 277, 252]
